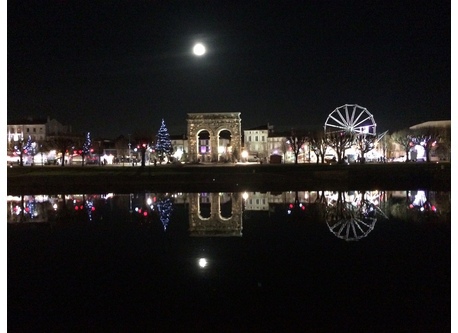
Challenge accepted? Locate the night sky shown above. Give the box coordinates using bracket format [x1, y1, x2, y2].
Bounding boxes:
[7, 0, 451, 139]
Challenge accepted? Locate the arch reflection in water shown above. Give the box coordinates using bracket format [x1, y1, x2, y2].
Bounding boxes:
[188, 192, 243, 237]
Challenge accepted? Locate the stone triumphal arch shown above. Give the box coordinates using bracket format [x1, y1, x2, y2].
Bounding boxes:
[187, 113, 242, 163]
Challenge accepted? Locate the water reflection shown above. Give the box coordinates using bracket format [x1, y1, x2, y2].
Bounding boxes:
[7, 190, 450, 241]
[189, 193, 243, 236]
[322, 191, 387, 241]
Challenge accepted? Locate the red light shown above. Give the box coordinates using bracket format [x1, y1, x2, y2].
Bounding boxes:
[91, 207, 96, 211]
[301, 206, 305, 210]
[80, 205, 84, 210]
[75, 206, 79, 210]
[431, 205, 437, 212]
[409, 204, 414, 209]
[143, 211, 148, 217]
[289, 204, 294, 209]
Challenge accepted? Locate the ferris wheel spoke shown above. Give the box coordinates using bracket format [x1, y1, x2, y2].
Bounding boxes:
[345, 222, 351, 239]
[353, 115, 374, 129]
[351, 107, 366, 125]
[350, 220, 359, 238]
[329, 220, 343, 230]
[354, 218, 371, 229]
[353, 219, 370, 234]
[327, 114, 348, 128]
[343, 104, 356, 126]
[325, 123, 347, 131]
[337, 220, 348, 235]
[357, 216, 377, 227]
[337, 107, 350, 125]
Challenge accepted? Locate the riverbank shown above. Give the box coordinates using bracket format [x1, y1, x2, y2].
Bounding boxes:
[7, 162, 450, 194]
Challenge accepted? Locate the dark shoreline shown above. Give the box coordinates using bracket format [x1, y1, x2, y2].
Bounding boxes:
[7, 162, 451, 194]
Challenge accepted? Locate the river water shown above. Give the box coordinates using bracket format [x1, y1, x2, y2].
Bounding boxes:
[8, 189, 450, 332]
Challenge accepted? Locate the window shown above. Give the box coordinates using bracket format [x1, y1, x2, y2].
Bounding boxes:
[255, 136, 258, 142]
[26, 128, 30, 133]
[33, 128, 36, 133]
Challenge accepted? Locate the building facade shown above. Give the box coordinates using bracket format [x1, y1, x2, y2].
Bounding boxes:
[7, 116, 72, 150]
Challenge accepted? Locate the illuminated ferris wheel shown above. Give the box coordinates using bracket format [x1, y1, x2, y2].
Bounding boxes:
[324, 104, 377, 136]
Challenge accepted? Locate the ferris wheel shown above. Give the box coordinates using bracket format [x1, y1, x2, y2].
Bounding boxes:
[324, 104, 377, 136]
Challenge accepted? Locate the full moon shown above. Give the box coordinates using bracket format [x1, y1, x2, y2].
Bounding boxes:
[193, 43, 206, 56]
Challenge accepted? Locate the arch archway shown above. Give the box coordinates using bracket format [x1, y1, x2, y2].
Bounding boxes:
[187, 113, 242, 163]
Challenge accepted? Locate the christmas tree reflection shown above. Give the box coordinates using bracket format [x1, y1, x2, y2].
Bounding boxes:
[157, 195, 173, 231]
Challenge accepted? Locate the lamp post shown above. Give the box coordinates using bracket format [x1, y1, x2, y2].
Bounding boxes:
[98, 140, 101, 166]
[128, 134, 132, 166]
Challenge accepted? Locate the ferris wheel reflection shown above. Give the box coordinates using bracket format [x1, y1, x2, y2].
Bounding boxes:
[323, 191, 388, 241]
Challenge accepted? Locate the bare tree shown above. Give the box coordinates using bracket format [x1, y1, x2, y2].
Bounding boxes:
[410, 127, 441, 162]
[47, 136, 75, 166]
[354, 134, 377, 163]
[287, 129, 307, 164]
[308, 130, 328, 164]
[390, 129, 414, 162]
[133, 133, 153, 167]
[114, 135, 130, 164]
[326, 131, 354, 163]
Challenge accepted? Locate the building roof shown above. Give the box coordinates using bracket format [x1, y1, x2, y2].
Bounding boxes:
[245, 123, 275, 131]
[7, 117, 48, 125]
[410, 120, 451, 130]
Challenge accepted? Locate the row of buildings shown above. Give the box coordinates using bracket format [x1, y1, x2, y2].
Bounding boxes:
[7, 115, 451, 164]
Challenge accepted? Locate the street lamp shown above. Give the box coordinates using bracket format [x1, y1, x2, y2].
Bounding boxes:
[128, 134, 132, 166]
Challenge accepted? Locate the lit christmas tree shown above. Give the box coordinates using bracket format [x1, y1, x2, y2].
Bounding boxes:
[22, 135, 33, 166]
[23, 135, 32, 155]
[155, 119, 173, 163]
[82, 132, 92, 166]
